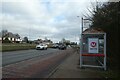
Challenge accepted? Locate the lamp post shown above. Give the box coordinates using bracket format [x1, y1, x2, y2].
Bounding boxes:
[77, 16, 82, 34]
[81, 17, 84, 33]
[77, 16, 82, 68]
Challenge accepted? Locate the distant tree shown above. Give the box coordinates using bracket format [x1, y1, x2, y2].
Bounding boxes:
[48, 39, 53, 43]
[60, 38, 71, 45]
[45, 37, 48, 41]
[60, 38, 66, 44]
[62, 38, 66, 42]
[23, 37, 29, 43]
[2, 30, 8, 37]
[70, 42, 77, 45]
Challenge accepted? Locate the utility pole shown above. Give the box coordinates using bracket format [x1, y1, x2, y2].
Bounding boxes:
[77, 16, 83, 34]
[81, 17, 83, 33]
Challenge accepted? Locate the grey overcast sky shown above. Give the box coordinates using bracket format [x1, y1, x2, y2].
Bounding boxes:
[0, 0, 108, 43]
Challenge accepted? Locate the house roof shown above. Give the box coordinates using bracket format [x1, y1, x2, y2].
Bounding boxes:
[5, 32, 15, 38]
[82, 27, 105, 34]
[14, 34, 20, 39]
[0, 30, 21, 40]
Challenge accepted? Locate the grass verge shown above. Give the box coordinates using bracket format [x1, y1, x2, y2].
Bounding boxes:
[0, 43, 36, 52]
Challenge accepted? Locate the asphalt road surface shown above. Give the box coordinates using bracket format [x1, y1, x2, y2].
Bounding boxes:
[2, 48, 61, 66]
[2, 48, 74, 78]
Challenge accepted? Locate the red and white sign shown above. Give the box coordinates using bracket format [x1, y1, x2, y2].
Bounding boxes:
[88, 38, 98, 53]
[91, 42, 96, 47]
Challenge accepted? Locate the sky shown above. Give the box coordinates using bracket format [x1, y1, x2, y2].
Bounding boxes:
[0, 0, 109, 43]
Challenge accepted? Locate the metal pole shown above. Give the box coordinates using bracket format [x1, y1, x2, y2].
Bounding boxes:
[81, 17, 83, 33]
[77, 16, 82, 68]
[80, 34, 83, 68]
[80, 17, 84, 68]
[104, 33, 107, 70]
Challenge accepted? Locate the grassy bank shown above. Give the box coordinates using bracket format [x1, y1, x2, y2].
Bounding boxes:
[0, 43, 36, 52]
[98, 69, 120, 79]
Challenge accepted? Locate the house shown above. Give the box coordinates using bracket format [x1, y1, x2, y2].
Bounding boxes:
[14, 34, 22, 43]
[0, 30, 22, 43]
[3, 32, 15, 42]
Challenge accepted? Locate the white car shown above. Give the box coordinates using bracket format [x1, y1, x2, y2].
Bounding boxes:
[36, 44, 47, 50]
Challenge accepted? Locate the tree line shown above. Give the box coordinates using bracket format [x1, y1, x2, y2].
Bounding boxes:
[87, 2, 119, 71]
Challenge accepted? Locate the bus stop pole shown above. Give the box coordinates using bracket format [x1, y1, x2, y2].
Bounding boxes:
[104, 33, 107, 70]
[80, 34, 83, 68]
[80, 17, 83, 68]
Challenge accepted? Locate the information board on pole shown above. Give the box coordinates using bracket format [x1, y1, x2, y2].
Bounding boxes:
[88, 38, 98, 53]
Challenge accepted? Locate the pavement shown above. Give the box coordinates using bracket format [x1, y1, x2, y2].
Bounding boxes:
[49, 52, 105, 78]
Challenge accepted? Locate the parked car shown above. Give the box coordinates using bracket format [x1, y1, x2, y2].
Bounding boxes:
[36, 44, 47, 50]
[58, 44, 66, 50]
[52, 44, 59, 48]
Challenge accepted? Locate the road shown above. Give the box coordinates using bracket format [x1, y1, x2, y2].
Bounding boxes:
[2, 48, 74, 78]
[2, 48, 60, 66]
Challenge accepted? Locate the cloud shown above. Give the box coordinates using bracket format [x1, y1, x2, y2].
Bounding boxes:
[0, 0, 108, 43]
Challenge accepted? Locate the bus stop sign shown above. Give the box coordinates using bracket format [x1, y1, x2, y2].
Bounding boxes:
[88, 38, 98, 53]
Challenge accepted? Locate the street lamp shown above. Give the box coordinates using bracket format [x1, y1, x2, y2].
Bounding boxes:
[77, 16, 82, 34]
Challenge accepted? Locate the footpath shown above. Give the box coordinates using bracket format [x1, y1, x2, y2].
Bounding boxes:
[49, 52, 106, 78]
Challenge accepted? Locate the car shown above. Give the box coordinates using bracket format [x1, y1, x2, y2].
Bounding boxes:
[58, 44, 66, 50]
[52, 44, 59, 48]
[36, 44, 47, 50]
